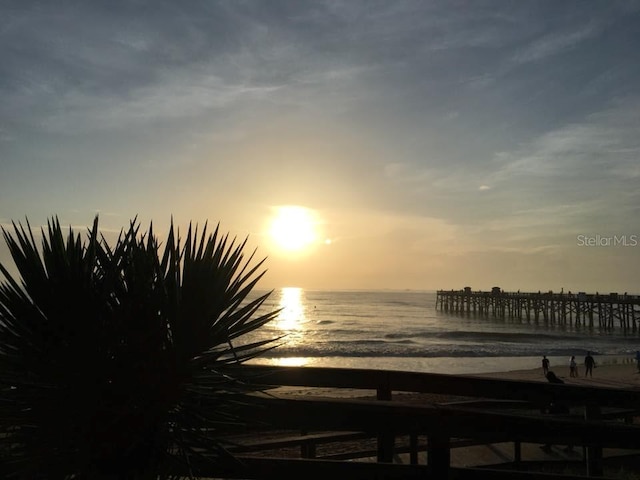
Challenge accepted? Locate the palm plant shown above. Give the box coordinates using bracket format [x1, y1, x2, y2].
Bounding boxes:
[0, 217, 280, 479]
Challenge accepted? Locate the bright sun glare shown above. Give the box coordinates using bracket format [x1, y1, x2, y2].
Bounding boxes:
[269, 206, 318, 253]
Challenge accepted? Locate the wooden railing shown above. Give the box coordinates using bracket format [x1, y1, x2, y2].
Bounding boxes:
[191, 366, 640, 479]
[231, 365, 640, 408]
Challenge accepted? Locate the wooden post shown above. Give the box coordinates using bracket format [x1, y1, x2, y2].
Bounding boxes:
[377, 382, 394, 463]
[410, 432, 419, 465]
[377, 430, 395, 463]
[514, 440, 521, 465]
[427, 434, 450, 478]
[585, 404, 603, 477]
[301, 441, 316, 459]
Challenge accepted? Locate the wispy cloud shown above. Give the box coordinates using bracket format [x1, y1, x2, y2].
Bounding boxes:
[510, 23, 601, 65]
[492, 98, 640, 181]
[39, 71, 283, 133]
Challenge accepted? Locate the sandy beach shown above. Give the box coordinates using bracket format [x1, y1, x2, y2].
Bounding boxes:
[267, 354, 640, 400]
[476, 354, 640, 389]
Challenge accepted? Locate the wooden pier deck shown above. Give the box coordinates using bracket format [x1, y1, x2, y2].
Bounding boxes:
[436, 288, 640, 331]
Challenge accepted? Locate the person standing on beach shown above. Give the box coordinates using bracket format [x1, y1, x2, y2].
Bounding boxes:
[542, 356, 550, 376]
[584, 352, 595, 378]
[569, 356, 578, 377]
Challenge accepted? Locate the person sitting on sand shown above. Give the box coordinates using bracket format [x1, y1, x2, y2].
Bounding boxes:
[544, 371, 568, 412]
[584, 352, 596, 378]
[546, 371, 563, 384]
[541, 371, 572, 453]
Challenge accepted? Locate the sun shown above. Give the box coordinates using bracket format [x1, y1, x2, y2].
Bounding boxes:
[269, 206, 318, 253]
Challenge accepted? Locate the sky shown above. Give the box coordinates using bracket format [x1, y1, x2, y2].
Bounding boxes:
[1, 1, 640, 293]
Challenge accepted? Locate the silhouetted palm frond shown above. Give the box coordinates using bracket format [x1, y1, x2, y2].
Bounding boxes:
[0, 216, 279, 479]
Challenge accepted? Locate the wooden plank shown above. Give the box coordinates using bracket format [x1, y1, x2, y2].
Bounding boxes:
[227, 431, 370, 453]
[178, 455, 616, 480]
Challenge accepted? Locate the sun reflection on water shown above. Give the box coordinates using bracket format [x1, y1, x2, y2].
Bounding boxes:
[272, 357, 309, 367]
[251, 287, 312, 367]
[275, 287, 307, 331]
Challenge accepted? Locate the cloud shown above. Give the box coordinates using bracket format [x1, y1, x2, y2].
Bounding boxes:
[38, 71, 283, 133]
[474, 97, 640, 240]
[510, 23, 601, 65]
[490, 97, 640, 183]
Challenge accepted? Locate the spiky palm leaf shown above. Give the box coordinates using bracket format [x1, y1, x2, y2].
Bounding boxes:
[0, 217, 280, 479]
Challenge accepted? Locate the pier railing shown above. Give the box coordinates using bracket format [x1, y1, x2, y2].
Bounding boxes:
[182, 365, 640, 479]
[436, 289, 640, 330]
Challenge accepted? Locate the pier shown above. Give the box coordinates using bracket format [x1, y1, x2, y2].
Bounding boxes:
[436, 287, 640, 331]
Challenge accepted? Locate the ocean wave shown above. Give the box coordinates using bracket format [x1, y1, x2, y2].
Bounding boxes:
[383, 330, 622, 343]
[269, 341, 626, 359]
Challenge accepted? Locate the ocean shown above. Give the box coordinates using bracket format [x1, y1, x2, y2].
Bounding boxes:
[245, 288, 640, 375]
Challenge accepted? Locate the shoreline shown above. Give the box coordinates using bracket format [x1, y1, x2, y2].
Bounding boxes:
[267, 354, 640, 399]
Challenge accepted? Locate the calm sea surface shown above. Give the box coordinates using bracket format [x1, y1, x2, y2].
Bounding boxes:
[244, 289, 640, 375]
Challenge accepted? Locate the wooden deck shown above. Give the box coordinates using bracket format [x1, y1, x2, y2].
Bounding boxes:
[180, 365, 640, 479]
